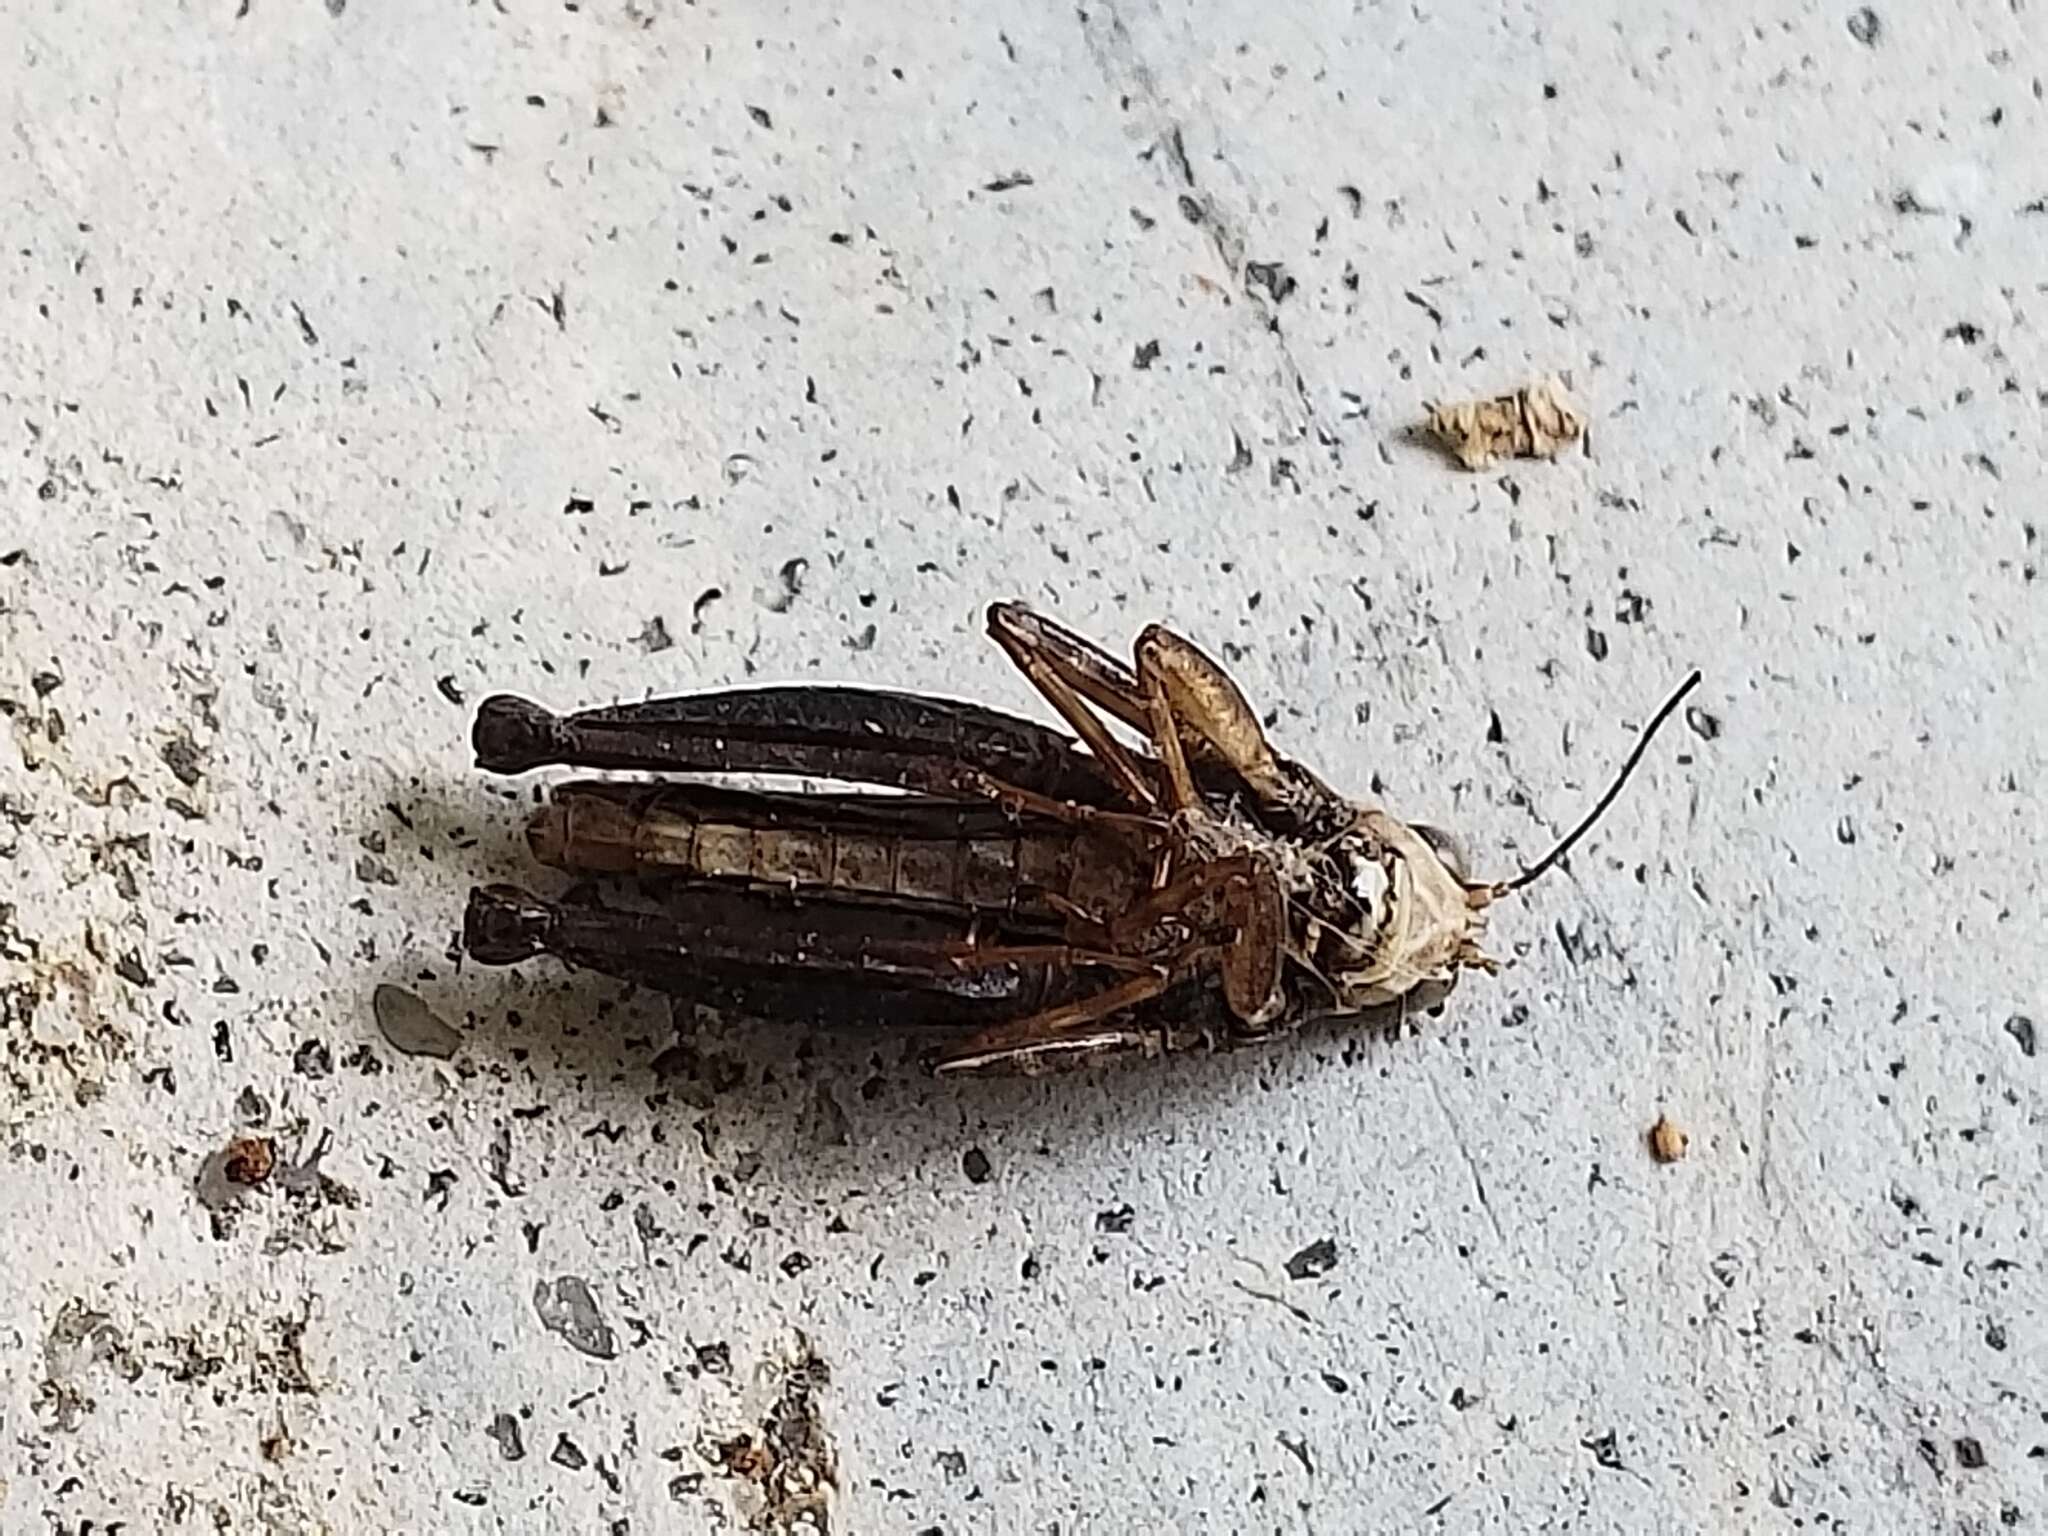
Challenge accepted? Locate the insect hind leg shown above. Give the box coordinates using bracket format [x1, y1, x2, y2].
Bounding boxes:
[985, 603, 1161, 810]
[932, 969, 1173, 1075]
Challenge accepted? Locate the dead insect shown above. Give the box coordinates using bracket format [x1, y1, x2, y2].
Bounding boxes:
[462, 601, 1697, 1075]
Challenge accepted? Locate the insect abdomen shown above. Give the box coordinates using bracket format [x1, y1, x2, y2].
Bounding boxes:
[527, 782, 1139, 922]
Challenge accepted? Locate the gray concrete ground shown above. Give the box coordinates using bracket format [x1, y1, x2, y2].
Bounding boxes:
[3, 2, 2044, 1531]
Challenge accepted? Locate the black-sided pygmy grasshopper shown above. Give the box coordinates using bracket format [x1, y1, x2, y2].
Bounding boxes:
[461, 601, 1698, 1074]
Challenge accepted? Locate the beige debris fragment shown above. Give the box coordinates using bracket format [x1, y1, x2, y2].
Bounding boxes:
[1424, 376, 1586, 470]
[1648, 1112, 1689, 1164]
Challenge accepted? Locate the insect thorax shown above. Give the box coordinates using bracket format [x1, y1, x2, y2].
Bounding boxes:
[1171, 800, 1487, 1011]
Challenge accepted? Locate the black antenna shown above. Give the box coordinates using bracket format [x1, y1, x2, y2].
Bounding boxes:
[1496, 669, 1702, 896]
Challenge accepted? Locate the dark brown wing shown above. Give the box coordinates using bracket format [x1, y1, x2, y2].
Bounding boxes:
[532, 777, 1087, 842]
[465, 880, 1098, 1029]
[473, 685, 1129, 806]
[463, 880, 1246, 1050]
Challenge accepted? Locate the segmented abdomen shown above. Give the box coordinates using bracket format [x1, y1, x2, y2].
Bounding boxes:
[528, 781, 1145, 925]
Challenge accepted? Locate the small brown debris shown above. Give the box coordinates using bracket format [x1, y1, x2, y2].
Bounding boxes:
[1424, 376, 1586, 470]
[1648, 1113, 1689, 1164]
[223, 1135, 276, 1187]
[718, 1435, 775, 1480]
[701, 1333, 835, 1532]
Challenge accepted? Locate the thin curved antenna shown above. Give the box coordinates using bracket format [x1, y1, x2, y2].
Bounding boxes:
[1494, 669, 1702, 896]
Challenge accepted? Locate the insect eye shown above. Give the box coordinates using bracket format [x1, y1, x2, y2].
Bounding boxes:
[1411, 823, 1468, 882]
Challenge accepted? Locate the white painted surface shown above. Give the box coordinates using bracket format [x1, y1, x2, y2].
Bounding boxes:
[3, 1, 2042, 1530]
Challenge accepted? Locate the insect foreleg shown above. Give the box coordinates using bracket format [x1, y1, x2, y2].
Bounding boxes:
[1097, 852, 1288, 1028]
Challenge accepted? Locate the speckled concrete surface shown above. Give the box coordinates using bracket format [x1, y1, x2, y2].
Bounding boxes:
[3, 2, 2044, 1531]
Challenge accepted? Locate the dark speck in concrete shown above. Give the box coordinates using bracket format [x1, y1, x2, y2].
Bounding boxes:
[488, 1412, 526, 1460]
[2002, 1014, 2035, 1057]
[694, 1340, 732, 1376]
[534, 1275, 618, 1360]
[160, 732, 205, 787]
[1245, 261, 1296, 303]
[1284, 1237, 1339, 1280]
[691, 587, 724, 634]
[1277, 1431, 1313, 1473]
[1582, 1431, 1625, 1471]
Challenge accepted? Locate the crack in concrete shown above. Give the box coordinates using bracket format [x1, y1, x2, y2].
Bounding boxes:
[1428, 1075, 1508, 1246]
[1078, 2, 1338, 463]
